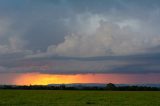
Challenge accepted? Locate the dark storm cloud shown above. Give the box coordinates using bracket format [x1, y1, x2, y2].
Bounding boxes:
[0, 0, 160, 74]
[0, 0, 160, 52]
[0, 0, 73, 51]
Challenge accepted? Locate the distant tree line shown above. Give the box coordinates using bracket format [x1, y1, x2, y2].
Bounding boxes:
[105, 83, 160, 91]
[0, 83, 159, 91]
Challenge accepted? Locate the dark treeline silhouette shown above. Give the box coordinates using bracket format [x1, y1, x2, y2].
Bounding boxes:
[105, 83, 160, 91]
[0, 83, 159, 91]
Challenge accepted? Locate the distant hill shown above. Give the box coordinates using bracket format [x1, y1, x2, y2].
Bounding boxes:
[48, 83, 160, 88]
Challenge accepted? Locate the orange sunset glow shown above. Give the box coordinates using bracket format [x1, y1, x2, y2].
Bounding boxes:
[12, 73, 160, 85]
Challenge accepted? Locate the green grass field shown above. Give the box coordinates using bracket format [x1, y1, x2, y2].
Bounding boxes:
[0, 90, 159, 106]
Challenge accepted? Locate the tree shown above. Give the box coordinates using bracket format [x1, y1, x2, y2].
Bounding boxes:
[106, 83, 116, 90]
[59, 84, 66, 90]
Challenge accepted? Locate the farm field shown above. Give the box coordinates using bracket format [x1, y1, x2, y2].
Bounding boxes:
[0, 90, 159, 106]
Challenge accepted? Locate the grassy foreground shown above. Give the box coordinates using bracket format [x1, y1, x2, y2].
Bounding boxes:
[0, 90, 159, 106]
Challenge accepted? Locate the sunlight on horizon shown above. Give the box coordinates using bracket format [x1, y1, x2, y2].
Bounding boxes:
[11, 73, 160, 85]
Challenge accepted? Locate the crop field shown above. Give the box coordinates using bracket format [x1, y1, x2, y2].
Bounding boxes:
[0, 90, 159, 106]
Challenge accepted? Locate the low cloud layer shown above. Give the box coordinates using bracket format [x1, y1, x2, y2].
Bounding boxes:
[0, 52, 160, 74]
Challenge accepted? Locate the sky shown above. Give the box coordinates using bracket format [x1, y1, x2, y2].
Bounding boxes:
[0, 0, 160, 85]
